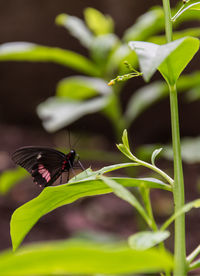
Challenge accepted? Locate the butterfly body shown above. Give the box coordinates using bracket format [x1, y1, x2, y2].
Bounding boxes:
[12, 147, 76, 187]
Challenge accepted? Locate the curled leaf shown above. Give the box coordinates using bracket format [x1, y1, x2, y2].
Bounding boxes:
[151, 148, 163, 166]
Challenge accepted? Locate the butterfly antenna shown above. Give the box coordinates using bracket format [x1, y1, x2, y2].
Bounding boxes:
[66, 129, 72, 150]
[72, 133, 82, 150]
[66, 129, 80, 150]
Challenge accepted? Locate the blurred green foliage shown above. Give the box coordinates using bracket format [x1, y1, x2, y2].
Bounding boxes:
[0, 5, 200, 139]
[1, 2, 200, 274]
[0, 3, 200, 195]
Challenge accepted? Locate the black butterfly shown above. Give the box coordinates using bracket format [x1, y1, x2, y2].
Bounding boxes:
[12, 146, 79, 188]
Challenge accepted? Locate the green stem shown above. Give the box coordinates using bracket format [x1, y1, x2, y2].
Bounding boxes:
[135, 158, 174, 186]
[169, 66, 186, 276]
[162, 1, 186, 275]
[162, 0, 172, 43]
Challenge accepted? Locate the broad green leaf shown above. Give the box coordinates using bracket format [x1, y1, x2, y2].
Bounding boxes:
[123, 7, 164, 42]
[0, 167, 28, 195]
[90, 34, 119, 66]
[158, 37, 199, 85]
[84, 7, 114, 35]
[128, 231, 170, 250]
[106, 44, 137, 76]
[185, 86, 200, 102]
[125, 71, 200, 124]
[125, 81, 167, 124]
[129, 37, 199, 84]
[149, 27, 200, 45]
[101, 176, 151, 227]
[161, 199, 200, 230]
[0, 42, 100, 76]
[55, 13, 93, 48]
[163, 137, 200, 164]
[56, 76, 112, 100]
[0, 239, 173, 275]
[172, 1, 200, 22]
[37, 96, 108, 132]
[123, 4, 200, 42]
[11, 169, 171, 251]
[151, 148, 163, 166]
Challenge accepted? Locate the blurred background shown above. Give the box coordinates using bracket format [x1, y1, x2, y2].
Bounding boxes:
[0, 0, 200, 259]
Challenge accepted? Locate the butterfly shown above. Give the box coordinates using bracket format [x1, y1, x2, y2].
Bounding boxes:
[12, 146, 80, 188]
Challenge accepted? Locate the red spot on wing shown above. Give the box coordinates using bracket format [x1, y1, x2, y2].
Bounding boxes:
[62, 160, 67, 171]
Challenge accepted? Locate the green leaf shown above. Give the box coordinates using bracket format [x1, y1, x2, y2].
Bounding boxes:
[128, 231, 170, 250]
[0, 42, 100, 76]
[161, 199, 200, 230]
[93, 162, 139, 174]
[55, 13, 93, 48]
[123, 7, 164, 42]
[90, 34, 119, 66]
[129, 37, 199, 84]
[84, 7, 114, 35]
[158, 37, 199, 85]
[0, 167, 28, 195]
[151, 148, 163, 166]
[125, 81, 167, 123]
[56, 76, 112, 100]
[11, 169, 171, 251]
[125, 71, 200, 124]
[101, 176, 151, 227]
[149, 27, 200, 45]
[116, 143, 134, 160]
[172, 1, 200, 22]
[185, 86, 200, 102]
[122, 129, 130, 149]
[0, 239, 173, 275]
[37, 96, 108, 132]
[105, 44, 133, 74]
[163, 136, 200, 164]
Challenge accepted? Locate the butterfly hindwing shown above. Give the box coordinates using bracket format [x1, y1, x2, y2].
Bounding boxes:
[12, 146, 66, 187]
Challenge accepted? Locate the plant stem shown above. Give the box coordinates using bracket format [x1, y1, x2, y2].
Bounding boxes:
[162, 0, 172, 43]
[135, 158, 174, 186]
[162, 0, 186, 275]
[169, 84, 186, 275]
[187, 245, 200, 264]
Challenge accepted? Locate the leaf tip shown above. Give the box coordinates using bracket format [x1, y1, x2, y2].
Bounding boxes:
[55, 14, 67, 26]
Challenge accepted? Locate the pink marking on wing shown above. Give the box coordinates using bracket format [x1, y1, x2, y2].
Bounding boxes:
[38, 165, 51, 182]
[46, 175, 51, 182]
[42, 171, 48, 178]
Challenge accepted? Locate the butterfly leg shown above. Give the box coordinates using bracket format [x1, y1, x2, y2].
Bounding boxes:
[75, 154, 86, 171]
[68, 160, 76, 179]
[60, 173, 62, 185]
[66, 170, 70, 183]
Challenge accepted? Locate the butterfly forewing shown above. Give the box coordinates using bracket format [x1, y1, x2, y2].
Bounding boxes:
[12, 146, 66, 187]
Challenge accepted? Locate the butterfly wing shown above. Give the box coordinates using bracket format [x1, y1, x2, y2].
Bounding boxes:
[12, 146, 66, 187]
